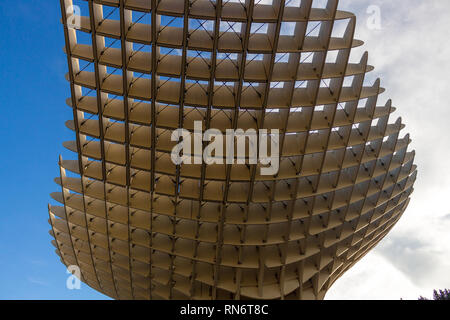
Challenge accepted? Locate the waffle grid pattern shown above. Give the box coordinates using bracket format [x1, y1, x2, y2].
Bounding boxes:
[49, 0, 417, 300]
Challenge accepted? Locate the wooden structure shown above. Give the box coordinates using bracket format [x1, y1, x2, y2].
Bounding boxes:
[49, 0, 417, 300]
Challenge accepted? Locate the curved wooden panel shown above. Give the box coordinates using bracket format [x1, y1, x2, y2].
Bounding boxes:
[50, 0, 417, 300]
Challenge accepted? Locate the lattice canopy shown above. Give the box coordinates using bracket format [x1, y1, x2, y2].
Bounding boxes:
[49, 0, 417, 300]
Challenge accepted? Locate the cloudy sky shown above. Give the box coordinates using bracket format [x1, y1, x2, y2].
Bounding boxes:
[0, 0, 448, 300]
[326, 0, 450, 300]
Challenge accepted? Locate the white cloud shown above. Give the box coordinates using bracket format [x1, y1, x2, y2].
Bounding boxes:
[326, 0, 450, 300]
[27, 277, 49, 287]
[326, 251, 422, 300]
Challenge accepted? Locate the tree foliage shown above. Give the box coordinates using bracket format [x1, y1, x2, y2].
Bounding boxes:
[419, 289, 450, 300]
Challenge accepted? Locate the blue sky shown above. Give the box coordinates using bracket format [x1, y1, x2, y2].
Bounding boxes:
[0, 0, 107, 299]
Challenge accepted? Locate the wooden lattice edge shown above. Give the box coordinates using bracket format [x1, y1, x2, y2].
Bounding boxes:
[49, 0, 417, 300]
